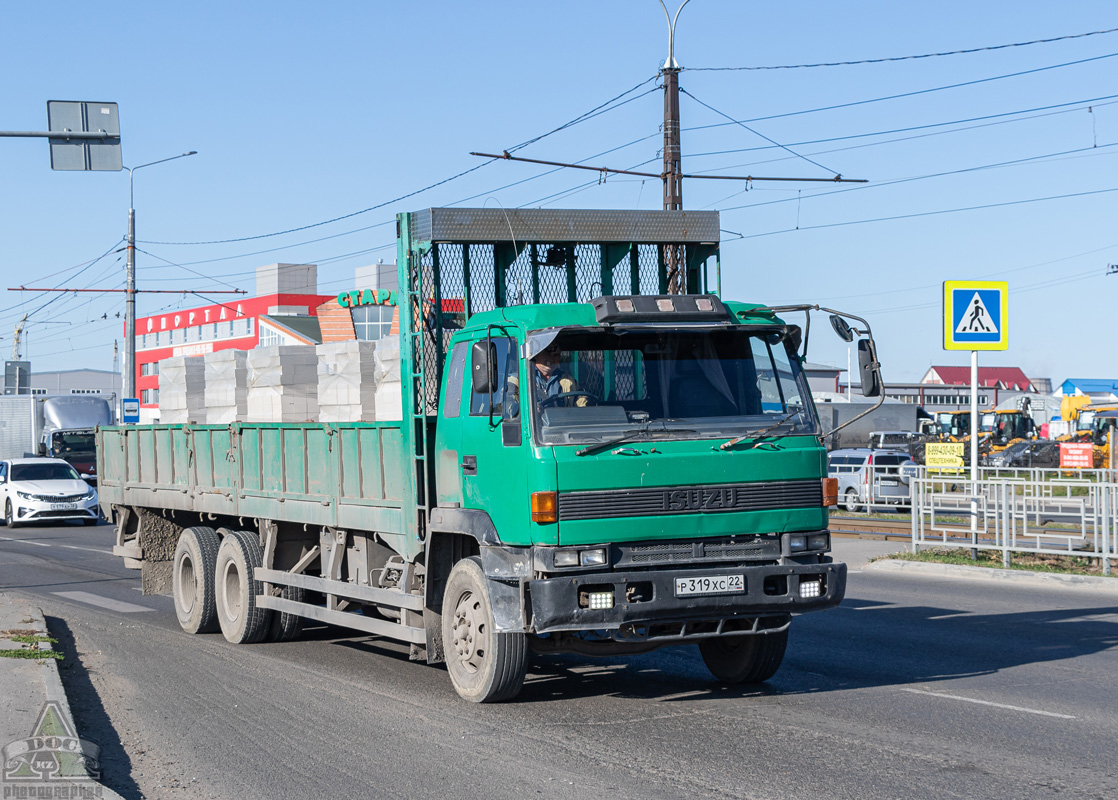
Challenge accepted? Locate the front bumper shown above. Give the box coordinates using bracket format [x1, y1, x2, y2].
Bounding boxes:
[9, 496, 99, 524]
[527, 560, 846, 635]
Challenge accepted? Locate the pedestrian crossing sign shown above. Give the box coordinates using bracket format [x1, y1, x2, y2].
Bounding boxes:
[943, 280, 1008, 350]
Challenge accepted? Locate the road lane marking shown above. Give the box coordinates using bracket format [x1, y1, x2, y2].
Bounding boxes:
[901, 688, 1075, 719]
[57, 544, 113, 554]
[0, 535, 51, 547]
[52, 591, 152, 613]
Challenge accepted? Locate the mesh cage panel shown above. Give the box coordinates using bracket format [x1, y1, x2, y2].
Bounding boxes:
[412, 242, 711, 414]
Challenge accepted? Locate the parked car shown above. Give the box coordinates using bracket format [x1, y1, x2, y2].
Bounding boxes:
[827, 448, 916, 512]
[0, 458, 99, 528]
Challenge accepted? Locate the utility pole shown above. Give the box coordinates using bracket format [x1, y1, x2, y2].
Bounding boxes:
[123, 151, 197, 402]
[11, 315, 27, 360]
[659, 1, 689, 292]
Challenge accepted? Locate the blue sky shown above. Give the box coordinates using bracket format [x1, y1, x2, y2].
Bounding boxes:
[2, 1, 1116, 387]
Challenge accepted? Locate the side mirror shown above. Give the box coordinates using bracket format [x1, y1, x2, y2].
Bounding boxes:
[471, 340, 497, 395]
[857, 338, 882, 397]
[829, 314, 854, 343]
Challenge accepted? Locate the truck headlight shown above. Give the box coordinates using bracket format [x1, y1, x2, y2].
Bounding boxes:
[786, 534, 807, 552]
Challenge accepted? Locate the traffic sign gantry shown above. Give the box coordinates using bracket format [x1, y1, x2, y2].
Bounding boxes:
[943, 280, 1008, 351]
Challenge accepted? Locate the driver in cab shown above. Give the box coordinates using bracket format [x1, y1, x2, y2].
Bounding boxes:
[508, 342, 588, 409]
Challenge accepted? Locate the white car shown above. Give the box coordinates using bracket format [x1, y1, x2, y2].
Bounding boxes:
[0, 458, 99, 528]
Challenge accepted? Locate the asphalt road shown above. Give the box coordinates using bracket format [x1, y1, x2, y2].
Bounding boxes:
[1, 523, 1116, 800]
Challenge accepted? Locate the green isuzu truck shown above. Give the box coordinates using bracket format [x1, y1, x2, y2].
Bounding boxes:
[99, 208, 881, 702]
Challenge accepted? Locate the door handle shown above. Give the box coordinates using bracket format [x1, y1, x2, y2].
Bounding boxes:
[461, 455, 477, 476]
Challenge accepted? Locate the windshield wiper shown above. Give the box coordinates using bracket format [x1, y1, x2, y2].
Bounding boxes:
[719, 411, 800, 451]
[576, 426, 698, 457]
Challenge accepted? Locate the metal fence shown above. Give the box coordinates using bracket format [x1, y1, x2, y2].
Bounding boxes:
[909, 466, 1118, 575]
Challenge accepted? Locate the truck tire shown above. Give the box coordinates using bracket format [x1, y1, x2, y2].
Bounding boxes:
[265, 585, 306, 643]
[442, 557, 527, 703]
[172, 526, 221, 634]
[699, 628, 789, 685]
[215, 530, 272, 645]
[843, 489, 860, 513]
[5, 500, 20, 529]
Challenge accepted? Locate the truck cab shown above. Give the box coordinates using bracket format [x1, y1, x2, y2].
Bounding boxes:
[430, 292, 845, 662]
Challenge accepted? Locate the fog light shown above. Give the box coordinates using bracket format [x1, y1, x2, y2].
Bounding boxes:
[799, 579, 823, 599]
[787, 534, 807, 552]
[580, 548, 606, 567]
[554, 550, 579, 567]
[586, 591, 614, 610]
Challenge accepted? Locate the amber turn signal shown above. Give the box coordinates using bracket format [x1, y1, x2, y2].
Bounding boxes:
[531, 491, 558, 523]
[822, 477, 838, 507]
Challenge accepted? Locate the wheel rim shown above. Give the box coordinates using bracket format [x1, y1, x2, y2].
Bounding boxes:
[5, 502, 11, 525]
[177, 553, 196, 615]
[222, 559, 243, 623]
[450, 589, 486, 675]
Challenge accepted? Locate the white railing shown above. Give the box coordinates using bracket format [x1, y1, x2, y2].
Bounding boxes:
[909, 468, 1118, 576]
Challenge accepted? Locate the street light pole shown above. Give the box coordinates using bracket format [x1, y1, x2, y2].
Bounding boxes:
[123, 151, 196, 403]
[659, 0, 690, 293]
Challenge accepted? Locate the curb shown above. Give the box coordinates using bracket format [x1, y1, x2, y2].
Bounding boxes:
[866, 558, 1118, 593]
[28, 606, 128, 800]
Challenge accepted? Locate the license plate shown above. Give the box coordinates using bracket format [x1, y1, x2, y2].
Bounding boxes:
[675, 574, 744, 597]
[879, 479, 899, 486]
[50, 503, 76, 511]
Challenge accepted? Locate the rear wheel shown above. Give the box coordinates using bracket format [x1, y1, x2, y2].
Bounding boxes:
[265, 584, 306, 643]
[215, 530, 272, 644]
[699, 629, 789, 684]
[172, 526, 221, 634]
[442, 557, 527, 703]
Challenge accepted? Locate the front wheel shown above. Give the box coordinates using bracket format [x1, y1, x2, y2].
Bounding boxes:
[699, 629, 789, 685]
[843, 489, 860, 513]
[5, 500, 20, 529]
[442, 557, 527, 703]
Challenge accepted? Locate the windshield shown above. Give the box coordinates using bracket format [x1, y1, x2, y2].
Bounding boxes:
[1078, 410, 1096, 432]
[526, 327, 818, 446]
[50, 431, 95, 460]
[11, 462, 82, 482]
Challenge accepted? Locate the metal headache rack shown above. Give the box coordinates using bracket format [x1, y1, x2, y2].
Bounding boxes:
[395, 207, 722, 541]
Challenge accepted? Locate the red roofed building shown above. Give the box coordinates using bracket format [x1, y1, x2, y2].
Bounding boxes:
[921, 366, 1035, 392]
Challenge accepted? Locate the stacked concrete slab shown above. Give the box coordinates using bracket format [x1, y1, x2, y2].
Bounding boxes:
[317, 340, 378, 423]
[374, 336, 402, 421]
[204, 349, 249, 424]
[159, 356, 206, 424]
[247, 346, 319, 422]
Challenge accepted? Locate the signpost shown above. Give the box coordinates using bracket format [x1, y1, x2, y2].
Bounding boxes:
[943, 280, 1008, 555]
[122, 398, 140, 425]
[1060, 442, 1093, 470]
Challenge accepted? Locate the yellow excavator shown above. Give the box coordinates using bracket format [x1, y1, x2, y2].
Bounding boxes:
[980, 401, 1039, 454]
[1064, 403, 1118, 468]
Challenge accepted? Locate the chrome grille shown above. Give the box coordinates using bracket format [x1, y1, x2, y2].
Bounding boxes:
[559, 479, 821, 521]
[29, 493, 89, 503]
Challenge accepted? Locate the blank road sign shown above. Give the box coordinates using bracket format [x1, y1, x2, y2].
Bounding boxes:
[943, 280, 1008, 351]
[46, 100, 122, 171]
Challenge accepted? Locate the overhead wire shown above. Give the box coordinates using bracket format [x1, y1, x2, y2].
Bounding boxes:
[687, 27, 1118, 71]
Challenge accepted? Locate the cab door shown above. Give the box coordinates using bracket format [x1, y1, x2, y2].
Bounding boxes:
[458, 335, 530, 545]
